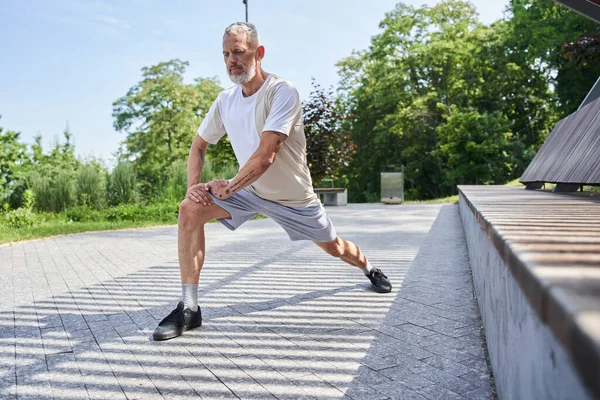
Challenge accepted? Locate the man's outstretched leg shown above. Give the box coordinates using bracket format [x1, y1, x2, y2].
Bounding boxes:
[153, 199, 231, 341]
[315, 237, 392, 293]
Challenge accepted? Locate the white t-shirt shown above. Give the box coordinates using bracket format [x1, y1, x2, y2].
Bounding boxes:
[197, 74, 317, 207]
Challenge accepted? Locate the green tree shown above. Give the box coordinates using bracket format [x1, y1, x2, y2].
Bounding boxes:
[27, 125, 80, 212]
[112, 59, 229, 195]
[507, 0, 600, 115]
[0, 121, 30, 208]
[436, 108, 513, 185]
[337, 1, 483, 200]
[302, 79, 356, 185]
[336, 0, 557, 200]
[30, 124, 80, 174]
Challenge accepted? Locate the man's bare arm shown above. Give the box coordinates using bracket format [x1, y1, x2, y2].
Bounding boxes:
[186, 135, 214, 205]
[211, 131, 287, 200]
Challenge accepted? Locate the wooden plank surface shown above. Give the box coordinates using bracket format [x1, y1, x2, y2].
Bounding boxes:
[520, 96, 600, 185]
[459, 185, 600, 398]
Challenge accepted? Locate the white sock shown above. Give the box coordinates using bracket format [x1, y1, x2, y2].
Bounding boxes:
[181, 284, 198, 311]
[362, 260, 374, 276]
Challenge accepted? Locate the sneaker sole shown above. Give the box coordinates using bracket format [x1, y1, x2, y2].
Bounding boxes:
[152, 321, 202, 341]
[373, 285, 392, 293]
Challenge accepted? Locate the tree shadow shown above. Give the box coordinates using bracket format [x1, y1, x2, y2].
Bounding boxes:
[0, 204, 492, 399]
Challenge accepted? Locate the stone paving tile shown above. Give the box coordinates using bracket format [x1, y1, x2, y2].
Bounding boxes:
[378, 365, 434, 390]
[342, 381, 391, 400]
[0, 203, 494, 399]
[417, 384, 463, 400]
[415, 354, 472, 376]
[412, 364, 479, 394]
[374, 381, 429, 399]
[460, 352, 490, 373]
[458, 367, 493, 389]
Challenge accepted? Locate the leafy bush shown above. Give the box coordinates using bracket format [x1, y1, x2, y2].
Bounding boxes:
[30, 172, 53, 211]
[76, 162, 107, 209]
[54, 170, 77, 212]
[200, 157, 215, 183]
[201, 158, 238, 183]
[30, 169, 76, 212]
[163, 160, 188, 202]
[64, 206, 103, 222]
[5, 189, 37, 228]
[108, 162, 138, 205]
[5, 208, 37, 228]
[8, 177, 29, 210]
[217, 162, 238, 181]
[104, 202, 178, 222]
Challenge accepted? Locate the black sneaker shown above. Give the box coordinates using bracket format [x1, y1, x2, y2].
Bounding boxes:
[367, 268, 392, 293]
[152, 301, 202, 341]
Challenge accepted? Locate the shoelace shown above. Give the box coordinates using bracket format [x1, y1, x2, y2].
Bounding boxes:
[159, 308, 184, 326]
[371, 269, 388, 280]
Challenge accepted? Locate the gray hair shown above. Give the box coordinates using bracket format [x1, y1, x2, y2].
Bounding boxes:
[223, 22, 260, 48]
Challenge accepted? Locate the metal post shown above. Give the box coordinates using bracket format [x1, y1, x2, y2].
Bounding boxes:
[243, 0, 248, 22]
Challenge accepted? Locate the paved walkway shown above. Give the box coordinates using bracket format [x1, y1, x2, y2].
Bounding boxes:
[0, 204, 494, 399]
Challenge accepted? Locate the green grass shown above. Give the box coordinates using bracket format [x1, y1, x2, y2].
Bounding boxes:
[0, 212, 179, 245]
[405, 194, 459, 204]
[0, 206, 266, 245]
[504, 178, 525, 187]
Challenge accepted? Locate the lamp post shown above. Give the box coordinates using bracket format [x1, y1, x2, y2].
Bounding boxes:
[243, 0, 248, 22]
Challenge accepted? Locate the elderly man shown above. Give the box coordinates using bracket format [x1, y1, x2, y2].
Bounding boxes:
[153, 22, 392, 341]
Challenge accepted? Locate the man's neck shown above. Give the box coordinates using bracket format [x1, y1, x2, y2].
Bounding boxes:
[241, 68, 268, 97]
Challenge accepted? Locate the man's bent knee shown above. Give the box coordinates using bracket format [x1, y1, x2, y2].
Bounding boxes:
[178, 199, 230, 227]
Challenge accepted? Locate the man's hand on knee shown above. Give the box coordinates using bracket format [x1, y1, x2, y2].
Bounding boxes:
[186, 183, 213, 206]
[207, 179, 230, 200]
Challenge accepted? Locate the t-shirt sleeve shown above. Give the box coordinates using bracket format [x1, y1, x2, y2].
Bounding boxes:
[263, 82, 301, 136]
[197, 97, 227, 144]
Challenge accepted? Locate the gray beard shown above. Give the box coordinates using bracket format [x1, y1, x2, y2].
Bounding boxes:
[228, 64, 256, 85]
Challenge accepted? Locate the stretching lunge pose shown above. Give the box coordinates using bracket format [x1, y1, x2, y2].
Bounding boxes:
[153, 22, 392, 341]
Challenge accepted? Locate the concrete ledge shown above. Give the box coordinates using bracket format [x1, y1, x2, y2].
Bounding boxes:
[458, 185, 599, 400]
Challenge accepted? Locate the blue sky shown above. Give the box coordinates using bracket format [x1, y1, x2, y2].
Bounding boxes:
[0, 0, 509, 166]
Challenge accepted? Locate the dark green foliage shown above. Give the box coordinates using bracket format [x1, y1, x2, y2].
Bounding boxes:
[303, 79, 356, 184]
[336, 0, 582, 201]
[507, 0, 600, 116]
[436, 108, 514, 185]
[0, 122, 30, 208]
[206, 137, 238, 171]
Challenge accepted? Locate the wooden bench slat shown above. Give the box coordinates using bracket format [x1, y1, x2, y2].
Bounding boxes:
[459, 185, 600, 398]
